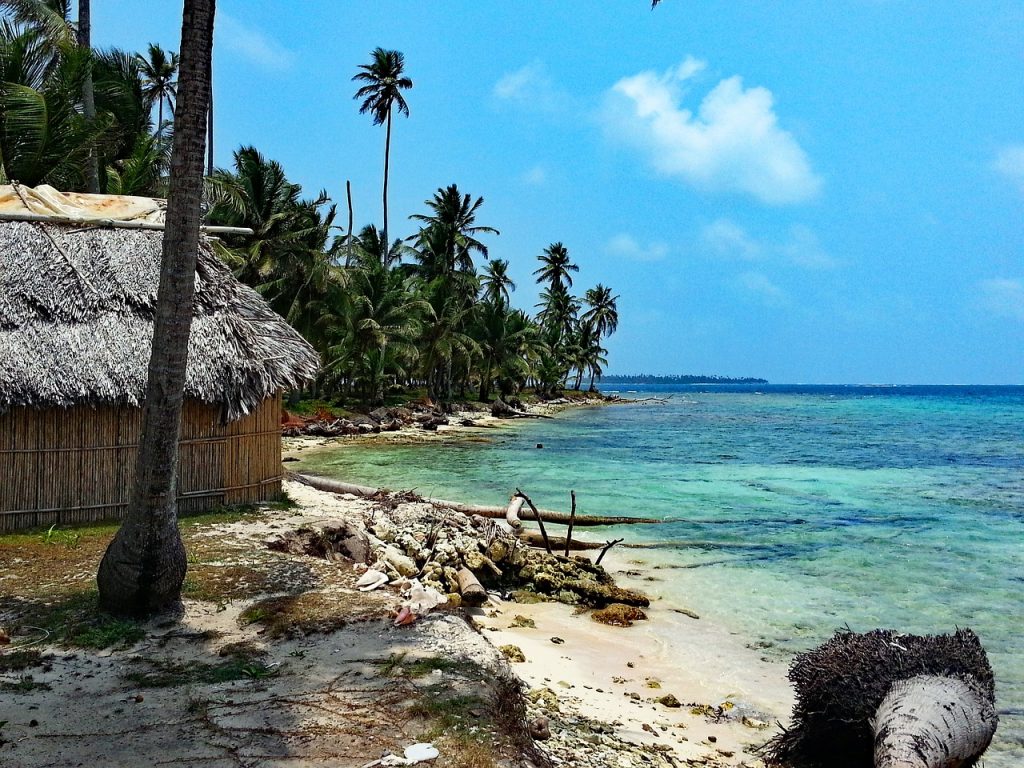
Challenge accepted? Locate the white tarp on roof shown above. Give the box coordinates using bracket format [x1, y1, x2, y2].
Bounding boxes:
[0, 184, 166, 224]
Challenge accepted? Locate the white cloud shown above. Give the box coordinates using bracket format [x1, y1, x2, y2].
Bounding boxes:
[522, 165, 548, 186]
[702, 218, 763, 260]
[701, 219, 836, 269]
[976, 278, 1024, 321]
[992, 144, 1024, 193]
[781, 225, 838, 269]
[603, 58, 821, 205]
[738, 271, 788, 306]
[218, 11, 294, 71]
[606, 233, 668, 262]
[493, 62, 567, 112]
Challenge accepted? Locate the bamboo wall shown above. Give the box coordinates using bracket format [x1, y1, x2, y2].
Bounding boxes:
[0, 392, 283, 533]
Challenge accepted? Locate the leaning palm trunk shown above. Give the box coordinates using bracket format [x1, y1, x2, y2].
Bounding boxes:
[760, 628, 997, 768]
[97, 0, 216, 616]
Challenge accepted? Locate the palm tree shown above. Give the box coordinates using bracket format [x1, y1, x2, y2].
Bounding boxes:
[97, 0, 215, 617]
[352, 47, 412, 251]
[481, 258, 515, 306]
[533, 242, 578, 291]
[581, 284, 619, 340]
[137, 42, 177, 134]
[325, 260, 424, 404]
[0, 23, 110, 187]
[409, 184, 498, 278]
[205, 145, 325, 285]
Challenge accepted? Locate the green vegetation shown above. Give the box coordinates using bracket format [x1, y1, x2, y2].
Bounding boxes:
[0, 7, 620, 409]
[124, 644, 275, 688]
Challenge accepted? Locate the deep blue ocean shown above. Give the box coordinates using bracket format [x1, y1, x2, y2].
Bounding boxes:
[297, 384, 1024, 763]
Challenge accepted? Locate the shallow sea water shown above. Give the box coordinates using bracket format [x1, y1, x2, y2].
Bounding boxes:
[297, 384, 1024, 763]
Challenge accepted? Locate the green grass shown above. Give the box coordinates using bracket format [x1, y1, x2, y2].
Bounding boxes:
[18, 590, 146, 649]
[379, 652, 464, 678]
[124, 644, 276, 688]
[0, 675, 51, 693]
[0, 649, 47, 673]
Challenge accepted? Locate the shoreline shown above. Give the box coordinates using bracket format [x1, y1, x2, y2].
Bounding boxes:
[280, 394, 794, 762]
[281, 392, 613, 459]
[1, 395, 791, 767]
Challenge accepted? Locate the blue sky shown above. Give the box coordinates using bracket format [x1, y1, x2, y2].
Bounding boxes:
[95, 1, 1024, 383]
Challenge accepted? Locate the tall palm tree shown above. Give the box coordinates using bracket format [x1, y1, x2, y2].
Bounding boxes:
[581, 283, 619, 339]
[98, 0, 216, 617]
[137, 42, 177, 134]
[352, 47, 412, 252]
[533, 242, 578, 291]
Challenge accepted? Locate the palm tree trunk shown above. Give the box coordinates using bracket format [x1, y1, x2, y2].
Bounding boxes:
[206, 59, 214, 175]
[78, 0, 100, 193]
[97, 0, 216, 617]
[873, 675, 996, 767]
[382, 106, 392, 259]
[158, 96, 164, 135]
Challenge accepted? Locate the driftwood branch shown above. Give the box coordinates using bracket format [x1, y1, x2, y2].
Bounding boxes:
[515, 489, 551, 555]
[289, 472, 662, 526]
[595, 538, 625, 566]
[564, 490, 577, 557]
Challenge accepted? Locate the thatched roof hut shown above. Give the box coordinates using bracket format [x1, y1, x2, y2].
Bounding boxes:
[0, 185, 319, 533]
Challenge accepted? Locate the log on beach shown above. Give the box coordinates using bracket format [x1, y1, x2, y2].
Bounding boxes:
[456, 567, 488, 607]
[518, 529, 605, 551]
[288, 472, 662, 526]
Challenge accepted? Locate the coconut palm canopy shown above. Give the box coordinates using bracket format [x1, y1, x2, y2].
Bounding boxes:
[0, 186, 319, 421]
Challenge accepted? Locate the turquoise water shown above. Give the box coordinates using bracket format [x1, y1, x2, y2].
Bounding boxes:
[297, 385, 1024, 763]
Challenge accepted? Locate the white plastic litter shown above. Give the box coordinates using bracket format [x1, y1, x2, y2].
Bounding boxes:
[355, 569, 389, 592]
[366, 742, 439, 766]
[403, 580, 447, 614]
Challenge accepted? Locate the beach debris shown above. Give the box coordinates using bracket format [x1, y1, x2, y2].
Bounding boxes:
[505, 495, 526, 529]
[672, 607, 700, 620]
[595, 538, 625, 566]
[591, 603, 648, 627]
[290, 472, 664, 525]
[529, 715, 552, 740]
[393, 606, 416, 627]
[365, 742, 440, 766]
[500, 644, 526, 663]
[550, 636, 565, 644]
[657, 694, 682, 708]
[509, 615, 536, 628]
[456, 567, 489, 606]
[759, 628, 997, 768]
[355, 569, 389, 592]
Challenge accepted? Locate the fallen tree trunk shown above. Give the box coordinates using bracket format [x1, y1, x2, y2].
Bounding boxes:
[456, 567, 488, 607]
[873, 675, 996, 768]
[518, 530, 604, 551]
[760, 628, 998, 768]
[288, 472, 661, 526]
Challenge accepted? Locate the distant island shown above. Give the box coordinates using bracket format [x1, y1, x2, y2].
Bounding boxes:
[598, 374, 769, 385]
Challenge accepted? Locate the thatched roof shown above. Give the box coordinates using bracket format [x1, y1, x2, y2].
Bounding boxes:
[0, 205, 319, 422]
